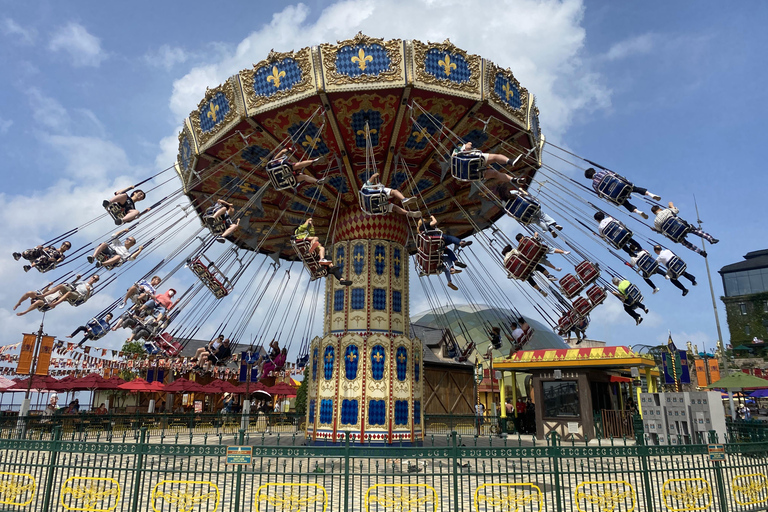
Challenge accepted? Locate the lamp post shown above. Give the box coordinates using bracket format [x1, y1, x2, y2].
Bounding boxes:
[18, 316, 47, 437]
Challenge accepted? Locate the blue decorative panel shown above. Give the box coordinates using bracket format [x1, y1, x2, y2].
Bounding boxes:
[290, 202, 309, 213]
[424, 190, 445, 204]
[393, 248, 401, 278]
[240, 145, 270, 165]
[414, 352, 420, 382]
[344, 345, 359, 380]
[341, 399, 358, 425]
[388, 172, 407, 190]
[371, 345, 385, 380]
[392, 290, 401, 313]
[302, 187, 328, 203]
[180, 136, 193, 170]
[424, 49, 471, 83]
[351, 110, 383, 148]
[287, 122, 330, 158]
[220, 176, 257, 195]
[405, 113, 443, 150]
[432, 205, 448, 215]
[352, 244, 365, 275]
[252, 58, 302, 97]
[462, 129, 489, 149]
[335, 245, 345, 267]
[323, 346, 335, 381]
[312, 347, 319, 380]
[350, 288, 365, 310]
[319, 399, 333, 424]
[199, 92, 230, 133]
[494, 74, 522, 110]
[372, 289, 386, 311]
[335, 44, 390, 78]
[374, 245, 386, 275]
[531, 110, 541, 141]
[415, 179, 433, 193]
[368, 399, 386, 425]
[396, 346, 408, 381]
[394, 400, 408, 425]
[328, 175, 349, 193]
[413, 401, 421, 424]
[334, 289, 345, 312]
[309, 399, 315, 422]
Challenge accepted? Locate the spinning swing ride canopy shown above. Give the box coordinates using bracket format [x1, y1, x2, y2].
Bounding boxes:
[175, 33, 543, 259]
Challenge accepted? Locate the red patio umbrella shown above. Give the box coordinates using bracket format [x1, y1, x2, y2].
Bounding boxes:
[266, 382, 298, 397]
[164, 378, 207, 393]
[70, 373, 110, 391]
[10, 375, 62, 391]
[117, 378, 154, 392]
[202, 379, 241, 394]
[104, 376, 126, 389]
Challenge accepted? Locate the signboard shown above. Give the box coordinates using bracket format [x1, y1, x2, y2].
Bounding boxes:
[226, 446, 252, 465]
[567, 422, 580, 434]
[708, 444, 725, 461]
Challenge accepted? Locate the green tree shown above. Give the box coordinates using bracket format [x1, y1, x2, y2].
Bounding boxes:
[121, 341, 145, 359]
[294, 367, 308, 416]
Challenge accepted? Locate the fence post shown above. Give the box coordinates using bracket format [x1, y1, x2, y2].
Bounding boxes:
[41, 426, 62, 512]
[344, 432, 351, 512]
[233, 429, 245, 512]
[451, 431, 460, 512]
[638, 444, 656, 512]
[549, 432, 563, 512]
[130, 427, 147, 512]
[709, 430, 729, 512]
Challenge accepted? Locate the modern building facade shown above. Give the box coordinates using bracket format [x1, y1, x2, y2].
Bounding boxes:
[719, 249, 768, 344]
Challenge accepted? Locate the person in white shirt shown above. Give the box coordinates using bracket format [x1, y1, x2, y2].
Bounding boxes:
[593, 211, 642, 257]
[88, 228, 144, 269]
[651, 201, 718, 257]
[653, 245, 697, 296]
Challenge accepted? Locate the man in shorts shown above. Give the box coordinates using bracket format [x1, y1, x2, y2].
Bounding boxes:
[88, 228, 145, 269]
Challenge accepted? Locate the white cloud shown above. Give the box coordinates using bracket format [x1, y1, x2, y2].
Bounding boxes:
[0, 117, 12, 134]
[49, 22, 106, 67]
[144, 44, 190, 70]
[603, 33, 658, 62]
[168, 0, 610, 139]
[27, 88, 70, 132]
[1, 18, 36, 45]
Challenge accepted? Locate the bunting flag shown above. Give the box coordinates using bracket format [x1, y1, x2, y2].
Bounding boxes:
[695, 359, 708, 387]
[35, 336, 56, 376]
[708, 358, 720, 383]
[16, 334, 37, 375]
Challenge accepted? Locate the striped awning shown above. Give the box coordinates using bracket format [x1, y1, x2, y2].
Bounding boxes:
[494, 346, 656, 370]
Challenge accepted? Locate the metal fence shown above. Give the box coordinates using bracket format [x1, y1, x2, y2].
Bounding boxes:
[1, 423, 768, 511]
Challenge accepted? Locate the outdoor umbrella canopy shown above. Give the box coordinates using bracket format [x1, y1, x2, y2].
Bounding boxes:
[117, 378, 154, 392]
[147, 381, 166, 392]
[266, 382, 298, 397]
[164, 378, 207, 393]
[202, 380, 241, 394]
[53, 375, 80, 391]
[750, 389, 768, 398]
[71, 374, 110, 391]
[104, 376, 126, 389]
[252, 390, 271, 401]
[10, 375, 61, 391]
[707, 373, 768, 390]
[0, 377, 18, 391]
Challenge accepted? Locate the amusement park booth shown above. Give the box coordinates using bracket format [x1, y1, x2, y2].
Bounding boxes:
[494, 346, 657, 441]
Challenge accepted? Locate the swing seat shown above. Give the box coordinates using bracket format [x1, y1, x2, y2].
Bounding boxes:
[358, 186, 390, 215]
[635, 252, 660, 276]
[450, 151, 485, 181]
[517, 237, 547, 263]
[516, 324, 533, 347]
[188, 256, 233, 299]
[95, 251, 123, 271]
[143, 341, 160, 355]
[416, 230, 445, 275]
[665, 256, 687, 279]
[291, 237, 329, 281]
[596, 174, 632, 205]
[104, 202, 127, 223]
[457, 341, 475, 362]
[296, 354, 309, 368]
[573, 297, 593, 316]
[203, 208, 229, 235]
[586, 285, 607, 307]
[601, 220, 633, 250]
[62, 284, 89, 307]
[505, 255, 535, 281]
[266, 160, 297, 191]
[557, 310, 579, 335]
[155, 333, 181, 356]
[575, 261, 600, 285]
[660, 216, 689, 243]
[623, 284, 643, 307]
[33, 255, 58, 274]
[559, 274, 586, 299]
[504, 195, 541, 225]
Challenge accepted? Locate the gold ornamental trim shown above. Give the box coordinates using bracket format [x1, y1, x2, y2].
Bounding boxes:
[485, 61, 529, 125]
[188, 77, 243, 150]
[320, 32, 403, 88]
[240, 47, 315, 114]
[412, 39, 481, 97]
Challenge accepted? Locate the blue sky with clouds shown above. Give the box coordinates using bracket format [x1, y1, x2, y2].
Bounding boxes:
[0, 0, 765, 360]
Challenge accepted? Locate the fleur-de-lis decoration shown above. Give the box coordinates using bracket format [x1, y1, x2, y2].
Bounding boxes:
[502, 81, 515, 102]
[267, 65, 286, 89]
[351, 48, 373, 71]
[398, 353, 406, 363]
[373, 351, 383, 362]
[438, 53, 457, 76]
[347, 352, 357, 362]
[206, 103, 219, 123]
[301, 135, 318, 151]
[356, 128, 377, 137]
[411, 127, 429, 143]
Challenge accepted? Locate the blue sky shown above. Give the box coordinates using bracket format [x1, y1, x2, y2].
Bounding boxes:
[0, 0, 765, 362]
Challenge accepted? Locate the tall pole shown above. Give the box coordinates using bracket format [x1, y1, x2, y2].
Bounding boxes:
[694, 197, 734, 417]
[18, 315, 46, 438]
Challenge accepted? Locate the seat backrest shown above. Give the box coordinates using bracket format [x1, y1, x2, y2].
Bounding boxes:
[266, 160, 297, 190]
[504, 195, 541, 225]
[450, 152, 484, 181]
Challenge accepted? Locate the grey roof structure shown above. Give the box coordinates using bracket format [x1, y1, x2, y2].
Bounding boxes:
[719, 249, 768, 275]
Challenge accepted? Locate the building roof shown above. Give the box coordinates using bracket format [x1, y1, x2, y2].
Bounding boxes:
[719, 249, 768, 275]
[410, 323, 473, 369]
[493, 345, 656, 370]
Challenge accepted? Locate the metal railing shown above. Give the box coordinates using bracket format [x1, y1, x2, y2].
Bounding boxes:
[1, 423, 768, 511]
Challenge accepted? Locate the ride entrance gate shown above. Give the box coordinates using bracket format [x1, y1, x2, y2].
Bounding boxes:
[1, 427, 767, 511]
